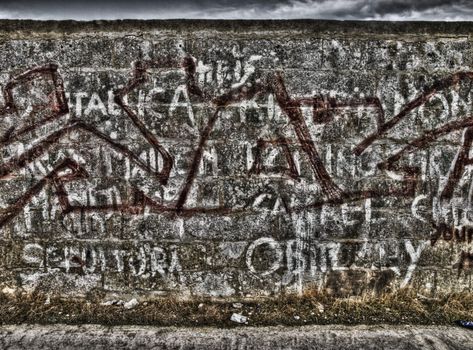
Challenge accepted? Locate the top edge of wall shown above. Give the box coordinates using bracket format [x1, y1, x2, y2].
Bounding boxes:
[0, 19, 472, 35]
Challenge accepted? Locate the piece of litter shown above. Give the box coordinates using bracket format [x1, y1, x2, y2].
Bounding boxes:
[294, 315, 300, 320]
[100, 300, 123, 306]
[44, 296, 50, 305]
[232, 303, 243, 309]
[230, 313, 247, 324]
[456, 320, 473, 329]
[316, 303, 325, 313]
[124, 298, 139, 310]
[198, 303, 204, 309]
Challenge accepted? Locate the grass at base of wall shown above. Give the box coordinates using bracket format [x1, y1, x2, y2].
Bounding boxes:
[0, 288, 472, 326]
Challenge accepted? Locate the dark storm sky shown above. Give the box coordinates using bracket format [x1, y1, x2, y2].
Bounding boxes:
[0, 0, 472, 20]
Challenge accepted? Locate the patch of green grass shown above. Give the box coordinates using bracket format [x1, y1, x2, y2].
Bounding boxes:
[0, 288, 472, 327]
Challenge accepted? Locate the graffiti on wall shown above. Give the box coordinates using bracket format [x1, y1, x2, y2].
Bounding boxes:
[1, 44, 473, 294]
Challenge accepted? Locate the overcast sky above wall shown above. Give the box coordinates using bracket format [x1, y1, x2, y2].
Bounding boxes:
[0, 0, 472, 21]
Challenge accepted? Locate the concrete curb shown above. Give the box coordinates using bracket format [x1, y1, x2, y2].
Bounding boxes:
[0, 324, 471, 349]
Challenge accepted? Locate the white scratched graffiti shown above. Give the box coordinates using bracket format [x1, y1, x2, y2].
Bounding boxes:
[1, 41, 473, 296]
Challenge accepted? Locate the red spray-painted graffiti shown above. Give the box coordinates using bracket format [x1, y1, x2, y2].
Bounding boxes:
[1, 56, 473, 240]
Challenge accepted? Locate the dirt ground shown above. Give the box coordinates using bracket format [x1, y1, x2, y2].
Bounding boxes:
[1, 288, 472, 327]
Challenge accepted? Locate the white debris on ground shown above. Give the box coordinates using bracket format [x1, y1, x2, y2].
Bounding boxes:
[99, 299, 139, 309]
[232, 303, 243, 308]
[230, 313, 247, 324]
[100, 300, 125, 306]
[124, 298, 139, 310]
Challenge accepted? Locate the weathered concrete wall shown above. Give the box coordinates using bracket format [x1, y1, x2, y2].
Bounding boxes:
[1, 20, 473, 299]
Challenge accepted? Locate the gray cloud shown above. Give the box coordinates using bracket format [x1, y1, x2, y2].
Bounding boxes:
[0, 0, 472, 20]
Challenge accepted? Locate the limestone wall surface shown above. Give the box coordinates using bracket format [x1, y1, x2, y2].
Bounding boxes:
[0, 20, 473, 299]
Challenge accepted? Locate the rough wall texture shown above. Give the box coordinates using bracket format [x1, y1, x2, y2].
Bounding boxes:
[1, 20, 473, 299]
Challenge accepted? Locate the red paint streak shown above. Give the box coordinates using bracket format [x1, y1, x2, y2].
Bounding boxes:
[0, 64, 68, 145]
[1, 58, 473, 228]
[248, 137, 299, 180]
[440, 127, 473, 201]
[272, 72, 343, 200]
[353, 72, 473, 156]
[0, 158, 87, 228]
[114, 60, 174, 185]
[431, 223, 473, 246]
[0, 121, 167, 180]
[175, 58, 342, 211]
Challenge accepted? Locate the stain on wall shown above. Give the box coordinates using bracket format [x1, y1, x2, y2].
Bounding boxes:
[0, 21, 473, 298]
